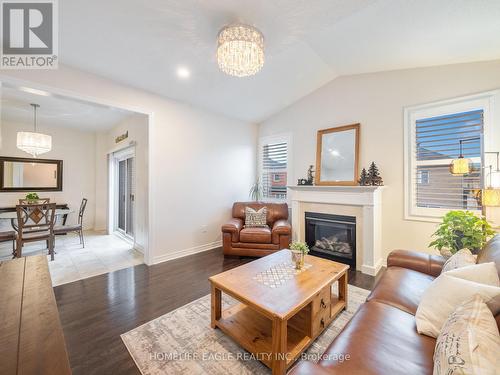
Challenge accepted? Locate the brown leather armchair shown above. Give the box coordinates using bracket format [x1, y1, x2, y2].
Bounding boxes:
[222, 202, 291, 257]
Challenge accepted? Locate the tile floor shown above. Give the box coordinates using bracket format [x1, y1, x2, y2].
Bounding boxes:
[0, 231, 143, 286]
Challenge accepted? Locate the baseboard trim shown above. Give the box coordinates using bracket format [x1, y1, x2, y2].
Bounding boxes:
[152, 240, 222, 265]
[133, 243, 145, 254]
[361, 258, 383, 276]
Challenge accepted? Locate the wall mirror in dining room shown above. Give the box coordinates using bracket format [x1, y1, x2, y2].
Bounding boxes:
[0, 156, 63, 191]
[315, 123, 360, 185]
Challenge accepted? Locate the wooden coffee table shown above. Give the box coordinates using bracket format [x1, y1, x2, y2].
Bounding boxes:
[209, 250, 349, 375]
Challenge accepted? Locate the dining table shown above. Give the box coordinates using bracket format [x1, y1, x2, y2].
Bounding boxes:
[0, 209, 74, 230]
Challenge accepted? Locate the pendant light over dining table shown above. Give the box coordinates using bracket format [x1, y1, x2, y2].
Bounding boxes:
[17, 103, 52, 157]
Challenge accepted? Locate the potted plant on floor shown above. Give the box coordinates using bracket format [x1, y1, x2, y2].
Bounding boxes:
[429, 210, 495, 257]
[290, 241, 309, 270]
[249, 179, 263, 202]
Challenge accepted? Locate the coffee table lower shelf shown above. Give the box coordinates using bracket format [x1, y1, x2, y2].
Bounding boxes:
[214, 303, 311, 368]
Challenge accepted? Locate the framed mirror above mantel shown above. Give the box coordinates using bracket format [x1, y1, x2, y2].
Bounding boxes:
[0, 156, 63, 192]
[315, 124, 360, 186]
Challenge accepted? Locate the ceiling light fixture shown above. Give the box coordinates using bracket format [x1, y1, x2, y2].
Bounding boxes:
[216, 24, 264, 77]
[177, 66, 190, 79]
[17, 103, 52, 157]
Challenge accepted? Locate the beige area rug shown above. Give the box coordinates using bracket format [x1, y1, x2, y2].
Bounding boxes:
[121, 285, 370, 374]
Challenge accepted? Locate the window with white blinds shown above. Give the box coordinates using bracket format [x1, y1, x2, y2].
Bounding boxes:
[415, 109, 483, 210]
[260, 137, 289, 200]
[415, 110, 483, 211]
[405, 90, 500, 221]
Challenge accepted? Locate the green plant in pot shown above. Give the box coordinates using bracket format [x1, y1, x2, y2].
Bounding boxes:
[429, 210, 495, 257]
[25, 192, 39, 204]
[289, 241, 309, 270]
[249, 179, 263, 202]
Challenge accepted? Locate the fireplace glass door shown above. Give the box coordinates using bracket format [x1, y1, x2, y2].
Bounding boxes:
[305, 212, 356, 267]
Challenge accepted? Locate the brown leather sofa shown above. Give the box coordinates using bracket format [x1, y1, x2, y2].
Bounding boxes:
[289, 235, 500, 375]
[222, 202, 291, 257]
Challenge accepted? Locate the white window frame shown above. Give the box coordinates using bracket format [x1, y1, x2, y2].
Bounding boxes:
[258, 133, 293, 202]
[404, 90, 500, 222]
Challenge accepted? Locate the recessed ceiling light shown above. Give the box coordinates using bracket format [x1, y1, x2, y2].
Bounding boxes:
[176, 67, 190, 79]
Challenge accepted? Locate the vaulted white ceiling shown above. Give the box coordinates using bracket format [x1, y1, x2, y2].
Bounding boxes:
[60, 0, 500, 123]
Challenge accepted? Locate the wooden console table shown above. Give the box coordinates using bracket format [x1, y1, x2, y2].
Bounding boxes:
[209, 250, 349, 375]
[0, 256, 71, 375]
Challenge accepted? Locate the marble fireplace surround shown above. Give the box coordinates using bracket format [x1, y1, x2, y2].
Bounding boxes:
[288, 185, 385, 276]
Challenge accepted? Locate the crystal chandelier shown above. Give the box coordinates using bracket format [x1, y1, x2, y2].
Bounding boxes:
[17, 103, 52, 157]
[217, 24, 264, 77]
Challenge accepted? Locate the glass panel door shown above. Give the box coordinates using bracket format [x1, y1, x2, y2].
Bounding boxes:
[115, 156, 135, 237]
[126, 157, 134, 236]
[118, 160, 126, 231]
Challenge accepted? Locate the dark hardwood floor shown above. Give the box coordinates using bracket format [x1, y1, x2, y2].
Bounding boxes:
[54, 248, 383, 375]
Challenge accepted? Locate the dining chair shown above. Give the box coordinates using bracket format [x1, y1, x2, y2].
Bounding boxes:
[0, 230, 16, 258]
[16, 203, 56, 260]
[54, 198, 88, 248]
[18, 198, 50, 205]
[15, 198, 51, 249]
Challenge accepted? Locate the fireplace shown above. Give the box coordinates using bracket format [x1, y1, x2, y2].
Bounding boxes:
[305, 212, 356, 268]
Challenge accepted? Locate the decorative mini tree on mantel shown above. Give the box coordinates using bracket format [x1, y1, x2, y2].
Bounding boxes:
[358, 168, 369, 186]
[367, 162, 383, 186]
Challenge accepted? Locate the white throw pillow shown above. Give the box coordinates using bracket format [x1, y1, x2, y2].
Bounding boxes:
[416, 262, 500, 338]
[441, 248, 476, 273]
[433, 295, 500, 375]
[445, 262, 500, 286]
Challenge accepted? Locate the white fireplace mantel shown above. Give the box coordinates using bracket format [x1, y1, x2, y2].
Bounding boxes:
[288, 185, 385, 276]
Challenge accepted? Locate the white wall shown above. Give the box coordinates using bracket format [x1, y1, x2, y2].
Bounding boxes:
[0, 65, 258, 264]
[259, 60, 500, 258]
[0, 121, 96, 229]
[95, 114, 149, 253]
